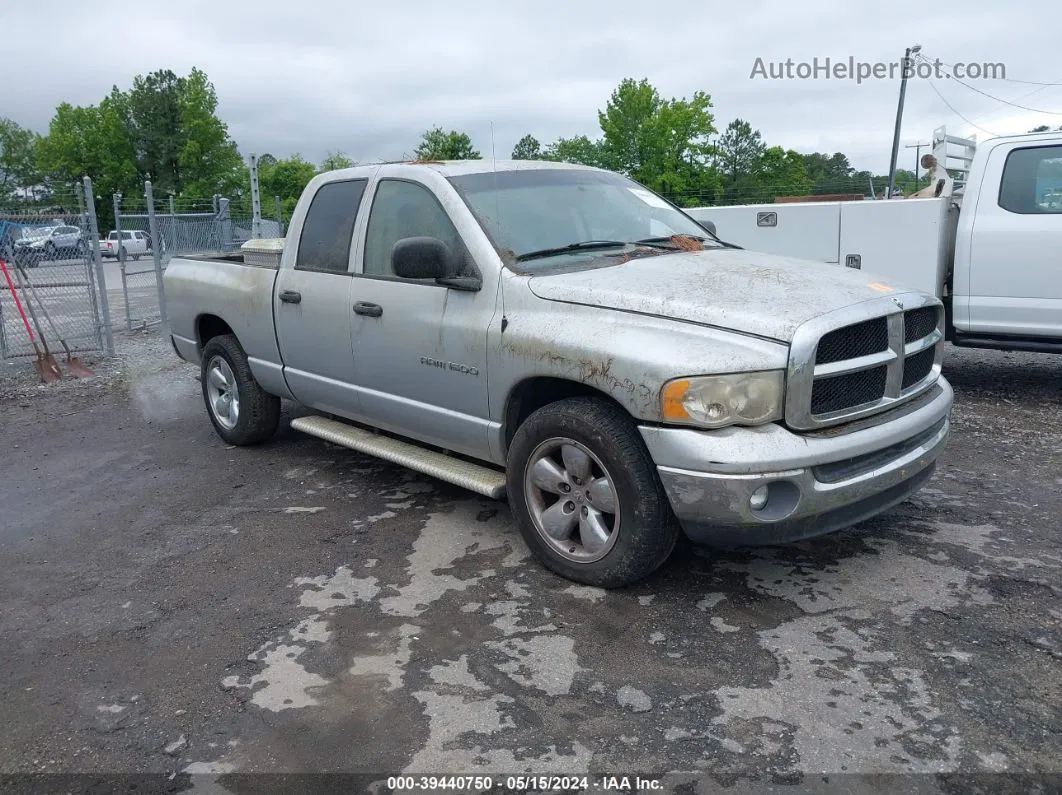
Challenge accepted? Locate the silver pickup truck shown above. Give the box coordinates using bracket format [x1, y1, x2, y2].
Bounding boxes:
[164, 160, 953, 588]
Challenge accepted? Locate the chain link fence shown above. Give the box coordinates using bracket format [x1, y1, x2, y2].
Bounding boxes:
[0, 180, 113, 363]
[2, 163, 291, 369]
[112, 186, 283, 331]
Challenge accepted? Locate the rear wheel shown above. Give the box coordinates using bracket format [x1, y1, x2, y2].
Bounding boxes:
[506, 397, 678, 588]
[200, 334, 280, 445]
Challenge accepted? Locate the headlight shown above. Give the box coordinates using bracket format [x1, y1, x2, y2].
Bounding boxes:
[661, 371, 785, 429]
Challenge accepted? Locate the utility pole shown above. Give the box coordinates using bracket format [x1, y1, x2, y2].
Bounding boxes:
[905, 141, 931, 185]
[887, 44, 921, 199]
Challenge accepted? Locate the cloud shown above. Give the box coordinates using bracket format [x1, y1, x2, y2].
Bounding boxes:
[3, 0, 1059, 172]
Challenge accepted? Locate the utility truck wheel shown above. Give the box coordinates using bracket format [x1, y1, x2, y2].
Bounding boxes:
[506, 397, 678, 588]
[201, 334, 280, 445]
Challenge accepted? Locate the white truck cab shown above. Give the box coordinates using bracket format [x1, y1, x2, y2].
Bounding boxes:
[689, 127, 1062, 354]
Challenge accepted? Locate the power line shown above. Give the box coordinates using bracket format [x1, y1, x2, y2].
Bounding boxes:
[919, 55, 1062, 115]
[920, 54, 1062, 86]
[922, 76, 1000, 137]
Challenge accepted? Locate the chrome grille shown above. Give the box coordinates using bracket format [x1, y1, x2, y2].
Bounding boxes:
[786, 294, 944, 430]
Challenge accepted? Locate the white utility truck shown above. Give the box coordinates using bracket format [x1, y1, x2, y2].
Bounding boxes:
[688, 127, 1062, 354]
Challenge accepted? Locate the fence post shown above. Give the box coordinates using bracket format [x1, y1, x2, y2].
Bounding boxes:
[84, 177, 115, 356]
[249, 154, 263, 239]
[75, 180, 103, 352]
[218, 198, 233, 251]
[145, 181, 167, 327]
[114, 193, 131, 332]
[275, 195, 284, 236]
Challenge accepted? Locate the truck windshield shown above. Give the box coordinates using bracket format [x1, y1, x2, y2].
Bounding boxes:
[448, 168, 719, 271]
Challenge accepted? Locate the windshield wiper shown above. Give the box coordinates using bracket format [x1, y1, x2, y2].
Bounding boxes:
[635, 234, 742, 251]
[515, 240, 629, 262]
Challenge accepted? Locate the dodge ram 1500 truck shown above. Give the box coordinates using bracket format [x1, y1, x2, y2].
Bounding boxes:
[164, 160, 954, 588]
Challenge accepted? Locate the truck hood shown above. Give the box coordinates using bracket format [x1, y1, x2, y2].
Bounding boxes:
[527, 249, 902, 343]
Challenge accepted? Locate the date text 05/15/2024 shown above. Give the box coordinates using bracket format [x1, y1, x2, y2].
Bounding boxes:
[386, 775, 664, 791]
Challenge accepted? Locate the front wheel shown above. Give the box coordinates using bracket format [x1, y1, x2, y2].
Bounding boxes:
[506, 397, 678, 588]
[200, 334, 280, 445]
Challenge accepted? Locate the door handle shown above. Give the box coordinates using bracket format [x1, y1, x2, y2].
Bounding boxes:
[279, 290, 302, 304]
[353, 301, 383, 317]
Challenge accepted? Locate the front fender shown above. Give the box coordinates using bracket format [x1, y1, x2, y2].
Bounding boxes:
[489, 279, 790, 425]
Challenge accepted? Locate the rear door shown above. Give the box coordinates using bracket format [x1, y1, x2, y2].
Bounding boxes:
[965, 142, 1062, 336]
[273, 177, 369, 416]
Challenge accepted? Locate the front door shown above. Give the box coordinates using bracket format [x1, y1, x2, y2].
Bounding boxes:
[274, 177, 369, 416]
[348, 177, 498, 460]
[965, 142, 1062, 336]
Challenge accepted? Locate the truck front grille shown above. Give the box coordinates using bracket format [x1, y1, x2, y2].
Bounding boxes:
[902, 346, 936, 389]
[816, 317, 889, 364]
[811, 365, 888, 415]
[786, 296, 944, 430]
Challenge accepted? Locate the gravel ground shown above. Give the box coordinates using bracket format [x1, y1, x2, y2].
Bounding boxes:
[1, 332, 1059, 794]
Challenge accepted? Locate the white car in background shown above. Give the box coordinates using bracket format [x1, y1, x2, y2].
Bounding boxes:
[103, 230, 151, 260]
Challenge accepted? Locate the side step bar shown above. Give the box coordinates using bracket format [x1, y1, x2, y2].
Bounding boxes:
[289, 415, 507, 499]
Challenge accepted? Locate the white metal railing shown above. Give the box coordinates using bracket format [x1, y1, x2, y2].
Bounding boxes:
[932, 126, 977, 193]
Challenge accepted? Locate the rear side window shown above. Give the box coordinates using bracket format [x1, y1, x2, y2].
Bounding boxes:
[296, 179, 368, 273]
[122, 231, 133, 240]
[999, 145, 1062, 214]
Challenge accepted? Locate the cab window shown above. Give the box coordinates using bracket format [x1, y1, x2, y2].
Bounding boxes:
[295, 179, 368, 273]
[999, 145, 1062, 214]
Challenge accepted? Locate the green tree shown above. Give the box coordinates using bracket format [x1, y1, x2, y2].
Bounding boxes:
[541, 135, 605, 167]
[640, 90, 717, 201]
[37, 95, 139, 201]
[715, 119, 765, 201]
[258, 154, 318, 217]
[598, 78, 662, 177]
[320, 151, 356, 171]
[755, 146, 811, 200]
[0, 118, 42, 202]
[801, 152, 855, 193]
[176, 68, 244, 198]
[414, 127, 481, 160]
[37, 67, 243, 208]
[511, 134, 542, 160]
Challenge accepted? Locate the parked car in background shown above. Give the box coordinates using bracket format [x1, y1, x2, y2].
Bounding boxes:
[12, 224, 87, 266]
[102, 230, 151, 260]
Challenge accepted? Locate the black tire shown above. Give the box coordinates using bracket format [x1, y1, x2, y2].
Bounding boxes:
[200, 334, 280, 445]
[506, 397, 678, 588]
[44, 242, 56, 260]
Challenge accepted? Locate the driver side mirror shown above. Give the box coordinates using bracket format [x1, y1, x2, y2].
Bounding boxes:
[392, 236, 457, 280]
[697, 219, 717, 236]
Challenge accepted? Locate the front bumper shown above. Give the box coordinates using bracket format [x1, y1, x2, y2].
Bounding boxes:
[640, 378, 953, 547]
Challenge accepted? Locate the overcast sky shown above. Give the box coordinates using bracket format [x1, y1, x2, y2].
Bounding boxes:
[3, 0, 1060, 174]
